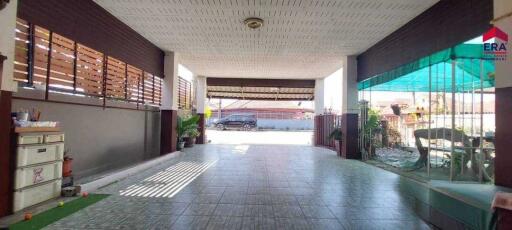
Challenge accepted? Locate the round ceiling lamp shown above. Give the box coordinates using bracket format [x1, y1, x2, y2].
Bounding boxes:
[244, 17, 264, 29]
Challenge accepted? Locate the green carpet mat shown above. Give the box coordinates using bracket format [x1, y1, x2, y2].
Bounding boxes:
[9, 194, 109, 230]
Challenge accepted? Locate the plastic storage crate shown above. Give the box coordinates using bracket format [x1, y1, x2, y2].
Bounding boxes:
[14, 161, 63, 189]
[16, 143, 64, 167]
[13, 179, 62, 212]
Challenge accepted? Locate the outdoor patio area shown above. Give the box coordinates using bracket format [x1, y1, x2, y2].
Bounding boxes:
[44, 144, 429, 230]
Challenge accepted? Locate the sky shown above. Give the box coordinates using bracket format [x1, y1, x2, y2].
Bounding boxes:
[323, 68, 343, 113]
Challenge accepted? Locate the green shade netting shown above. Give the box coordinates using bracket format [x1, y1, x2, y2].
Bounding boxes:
[358, 44, 495, 92]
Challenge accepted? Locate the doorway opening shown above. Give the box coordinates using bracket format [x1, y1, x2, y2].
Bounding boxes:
[206, 99, 314, 145]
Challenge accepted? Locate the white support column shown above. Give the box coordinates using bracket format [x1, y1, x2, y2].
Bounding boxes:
[0, 0, 19, 92]
[342, 56, 359, 115]
[160, 52, 180, 154]
[340, 55, 360, 159]
[314, 78, 325, 115]
[195, 76, 207, 144]
[195, 76, 206, 114]
[195, 76, 207, 114]
[162, 52, 179, 110]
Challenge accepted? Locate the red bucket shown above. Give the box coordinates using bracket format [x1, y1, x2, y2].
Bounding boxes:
[62, 156, 73, 177]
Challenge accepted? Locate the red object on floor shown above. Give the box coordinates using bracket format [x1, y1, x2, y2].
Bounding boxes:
[62, 156, 73, 177]
[24, 212, 32, 221]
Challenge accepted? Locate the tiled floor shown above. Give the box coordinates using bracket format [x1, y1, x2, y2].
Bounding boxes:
[45, 144, 431, 230]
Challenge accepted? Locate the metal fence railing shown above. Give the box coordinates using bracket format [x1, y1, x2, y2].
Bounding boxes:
[314, 114, 342, 149]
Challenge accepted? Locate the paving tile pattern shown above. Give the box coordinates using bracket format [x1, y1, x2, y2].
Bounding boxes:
[45, 144, 431, 230]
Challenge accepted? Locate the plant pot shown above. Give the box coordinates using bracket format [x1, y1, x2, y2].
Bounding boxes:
[177, 141, 185, 150]
[184, 137, 196, 148]
[196, 134, 206, 144]
[334, 140, 342, 156]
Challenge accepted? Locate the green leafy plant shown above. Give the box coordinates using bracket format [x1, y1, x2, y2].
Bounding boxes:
[186, 129, 200, 139]
[329, 128, 342, 140]
[361, 109, 382, 156]
[364, 109, 381, 136]
[177, 115, 200, 142]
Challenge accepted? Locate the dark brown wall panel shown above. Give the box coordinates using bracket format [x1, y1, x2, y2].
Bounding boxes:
[18, 0, 164, 77]
[357, 0, 493, 81]
[495, 87, 512, 188]
[341, 113, 360, 159]
[0, 90, 14, 217]
[0, 55, 14, 217]
[196, 113, 205, 144]
[160, 110, 177, 155]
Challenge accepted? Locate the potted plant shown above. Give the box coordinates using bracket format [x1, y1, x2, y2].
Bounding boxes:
[177, 115, 200, 150]
[362, 109, 382, 158]
[329, 128, 343, 156]
[184, 129, 200, 147]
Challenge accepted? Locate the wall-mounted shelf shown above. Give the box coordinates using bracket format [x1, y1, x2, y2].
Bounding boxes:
[15, 127, 61, 133]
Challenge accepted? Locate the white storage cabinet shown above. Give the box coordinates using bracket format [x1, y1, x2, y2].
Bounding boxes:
[13, 132, 65, 212]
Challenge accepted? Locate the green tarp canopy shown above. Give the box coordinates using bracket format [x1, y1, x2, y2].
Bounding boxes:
[358, 44, 495, 92]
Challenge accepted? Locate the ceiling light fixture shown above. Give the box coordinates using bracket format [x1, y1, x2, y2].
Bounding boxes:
[244, 17, 264, 29]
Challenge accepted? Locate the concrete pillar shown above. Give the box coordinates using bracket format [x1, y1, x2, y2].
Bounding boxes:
[160, 52, 180, 154]
[0, 0, 17, 92]
[494, 0, 512, 188]
[162, 52, 179, 111]
[195, 76, 207, 144]
[314, 79, 325, 115]
[313, 78, 325, 147]
[0, 0, 17, 218]
[341, 55, 360, 159]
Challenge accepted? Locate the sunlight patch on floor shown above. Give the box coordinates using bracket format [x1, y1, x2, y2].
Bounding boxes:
[233, 145, 250, 154]
[119, 160, 217, 198]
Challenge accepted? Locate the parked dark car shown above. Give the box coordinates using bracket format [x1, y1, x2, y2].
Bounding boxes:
[214, 114, 257, 131]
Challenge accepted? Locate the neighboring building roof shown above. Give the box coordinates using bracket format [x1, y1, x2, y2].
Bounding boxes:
[210, 100, 314, 112]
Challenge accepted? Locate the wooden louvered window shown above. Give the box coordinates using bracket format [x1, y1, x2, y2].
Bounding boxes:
[49, 33, 75, 91]
[33, 26, 51, 86]
[143, 72, 154, 104]
[13, 18, 30, 84]
[178, 76, 192, 109]
[106, 56, 126, 99]
[153, 76, 162, 105]
[13, 18, 164, 109]
[127, 65, 143, 103]
[76, 44, 103, 96]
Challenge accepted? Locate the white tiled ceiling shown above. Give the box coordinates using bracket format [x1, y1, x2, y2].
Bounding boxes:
[94, 0, 438, 79]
